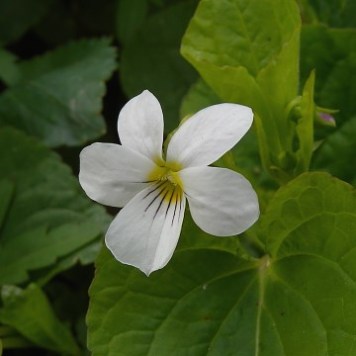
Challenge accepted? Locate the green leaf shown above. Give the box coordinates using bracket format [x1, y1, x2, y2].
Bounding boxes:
[116, 0, 149, 44]
[0, 128, 109, 285]
[0, 180, 14, 230]
[0, 49, 20, 87]
[301, 25, 356, 184]
[35, 241, 102, 286]
[293, 70, 315, 174]
[0, 0, 51, 45]
[301, 26, 356, 127]
[182, 0, 300, 120]
[312, 116, 356, 184]
[320, 52, 356, 127]
[87, 172, 356, 355]
[180, 79, 265, 189]
[306, 0, 356, 28]
[179, 78, 221, 119]
[120, 0, 198, 132]
[0, 284, 79, 354]
[181, 0, 301, 182]
[0, 39, 117, 147]
[178, 212, 243, 256]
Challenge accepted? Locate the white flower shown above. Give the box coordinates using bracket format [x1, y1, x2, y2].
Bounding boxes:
[79, 90, 259, 275]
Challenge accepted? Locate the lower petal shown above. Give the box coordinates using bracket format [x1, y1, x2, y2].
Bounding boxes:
[180, 166, 259, 236]
[105, 183, 186, 275]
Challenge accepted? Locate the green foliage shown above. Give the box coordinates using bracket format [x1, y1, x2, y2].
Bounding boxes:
[0, 180, 14, 231]
[301, 26, 356, 126]
[180, 78, 220, 119]
[313, 117, 356, 184]
[178, 211, 243, 256]
[0, 128, 109, 285]
[0, 49, 19, 86]
[301, 26, 356, 184]
[0, 0, 355, 354]
[182, 0, 300, 109]
[116, 0, 149, 44]
[0, 284, 79, 354]
[302, 0, 356, 27]
[180, 79, 264, 188]
[87, 173, 356, 355]
[181, 0, 310, 183]
[32, 0, 116, 45]
[0, 0, 51, 45]
[0, 39, 117, 147]
[294, 71, 315, 173]
[120, 0, 198, 131]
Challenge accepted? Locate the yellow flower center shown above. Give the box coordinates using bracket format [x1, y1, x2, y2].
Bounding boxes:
[147, 160, 184, 203]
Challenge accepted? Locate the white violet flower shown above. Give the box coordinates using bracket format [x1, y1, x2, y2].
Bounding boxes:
[79, 90, 259, 275]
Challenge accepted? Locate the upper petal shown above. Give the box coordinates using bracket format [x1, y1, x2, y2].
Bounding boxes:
[166, 104, 253, 167]
[105, 183, 186, 275]
[118, 90, 164, 160]
[79, 142, 157, 208]
[180, 166, 259, 236]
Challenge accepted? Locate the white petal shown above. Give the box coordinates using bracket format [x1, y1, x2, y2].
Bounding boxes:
[166, 104, 253, 167]
[118, 90, 164, 160]
[79, 143, 157, 208]
[180, 166, 259, 236]
[105, 183, 186, 275]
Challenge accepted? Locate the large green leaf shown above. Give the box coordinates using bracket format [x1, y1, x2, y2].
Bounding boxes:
[0, 128, 109, 285]
[87, 173, 356, 355]
[120, 0, 198, 132]
[0, 39, 117, 147]
[0, 284, 79, 354]
[181, 0, 302, 181]
[181, 0, 300, 123]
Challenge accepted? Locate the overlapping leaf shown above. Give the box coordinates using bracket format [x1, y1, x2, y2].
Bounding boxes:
[301, 26, 356, 126]
[0, 39, 116, 147]
[87, 173, 356, 355]
[0, 284, 79, 354]
[313, 117, 356, 184]
[181, 0, 300, 121]
[301, 26, 356, 183]
[0, 128, 109, 285]
[181, 0, 309, 182]
[120, 0, 198, 131]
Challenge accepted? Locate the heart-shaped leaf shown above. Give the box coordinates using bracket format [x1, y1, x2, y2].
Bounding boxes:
[87, 173, 356, 355]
